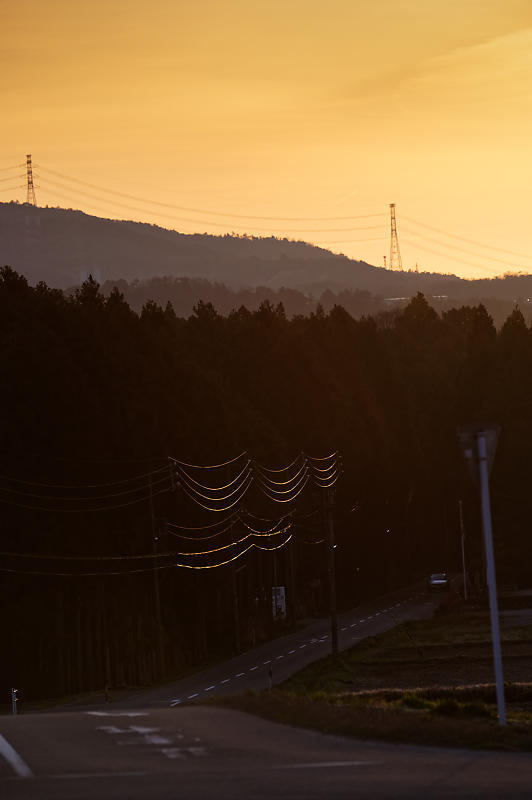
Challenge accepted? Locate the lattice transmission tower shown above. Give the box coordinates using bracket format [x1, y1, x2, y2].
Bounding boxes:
[389, 203, 402, 270]
[26, 154, 36, 206]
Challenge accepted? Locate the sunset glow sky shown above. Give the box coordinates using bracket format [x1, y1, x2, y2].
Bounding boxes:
[3, 0, 532, 278]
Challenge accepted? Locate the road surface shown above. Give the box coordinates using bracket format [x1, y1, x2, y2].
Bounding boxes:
[5, 583, 529, 798]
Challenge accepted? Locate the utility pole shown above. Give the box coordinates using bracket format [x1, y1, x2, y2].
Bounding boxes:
[288, 530, 297, 627]
[231, 560, 241, 654]
[149, 474, 165, 677]
[458, 500, 468, 601]
[457, 424, 505, 726]
[325, 487, 339, 659]
[476, 433, 506, 726]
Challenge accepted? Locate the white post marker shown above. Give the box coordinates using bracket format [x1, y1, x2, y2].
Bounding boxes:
[477, 433, 506, 726]
[11, 688, 17, 716]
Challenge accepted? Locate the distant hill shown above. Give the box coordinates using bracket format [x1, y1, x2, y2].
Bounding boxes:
[2, 203, 532, 318]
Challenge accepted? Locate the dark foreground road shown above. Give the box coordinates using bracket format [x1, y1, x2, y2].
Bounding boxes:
[5, 583, 527, 798]
[2, 705, 532, 799]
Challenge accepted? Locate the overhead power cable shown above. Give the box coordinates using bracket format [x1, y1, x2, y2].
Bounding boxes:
[0, 163, 24, 171]
[254, 469, 309, 496]
[36, 164, 385, 223]
[179, 476, 253, 512]
[257, 476, 310, 504]
[254, 453, 304, 474]
[0, 525, 290, 561]
[169, 452, 248, 470]
[165, 522, 239, 541]
[174, 460, 251, 492]
[165, 513, 238, 531]
[403, 215, 532, 261]
[0, 534, 293, 575]
[0, 465, 168, 490]
[0, 472, 171, 502]
[176, 468, 252, 503]
[253, 460, 309, 486]
[402, 227, 529, 269]
[38, 178, 385, 234]
[0, 484, 171, 513]
[401, 238, 503, 275]
[306, 451, 338, 462]
[309, 461, 339, 475]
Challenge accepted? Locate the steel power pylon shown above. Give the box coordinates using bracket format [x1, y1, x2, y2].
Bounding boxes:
[26, 154, 36, 206]
[389, 203, 402, 270]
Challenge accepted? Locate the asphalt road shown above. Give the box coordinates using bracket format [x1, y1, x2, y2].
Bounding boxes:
[112, 584, 435, 709]
[3, 584, 531, 798]
[2, 705, 532, 799]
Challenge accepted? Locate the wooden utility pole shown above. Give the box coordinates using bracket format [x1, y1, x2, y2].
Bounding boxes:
[325, 487, 339, 658]
[149, 475, 165, 677]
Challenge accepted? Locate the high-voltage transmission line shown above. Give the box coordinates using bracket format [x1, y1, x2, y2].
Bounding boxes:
[26, 154, 36, 206]
[389, 203, 402, 270]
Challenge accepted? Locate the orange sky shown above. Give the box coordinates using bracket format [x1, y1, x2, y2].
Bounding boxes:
[3, 0, 532, 279]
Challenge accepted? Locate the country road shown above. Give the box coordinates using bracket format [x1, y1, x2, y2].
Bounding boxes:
[110, 582, 435, 710]
[3, 583, 531, 798]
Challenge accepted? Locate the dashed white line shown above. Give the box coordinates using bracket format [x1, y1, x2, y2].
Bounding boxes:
[263, 660, 272, 665]
[204, 685, 215, 692]
[221, 678, 231, 684]
[0, 733, 33, 779]
[235, 672, 245, 678]
[275, 655, 284, 660]
[299, 644, 307, 648]
[187, 693, 199, 700]
[170, 699, 181, 707]
[341, 626, 347, 631]
[288, 649, 296, 654]
[275, 760, 381, 769]
[249, 666, 258, 671]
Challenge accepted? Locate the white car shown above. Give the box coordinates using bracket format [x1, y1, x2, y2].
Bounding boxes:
[428, 573, 449, 591]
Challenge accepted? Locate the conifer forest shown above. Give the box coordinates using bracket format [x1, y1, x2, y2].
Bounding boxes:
[1, 266, 531, 702]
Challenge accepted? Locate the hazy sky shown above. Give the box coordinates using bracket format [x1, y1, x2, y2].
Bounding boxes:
[3, 0, 532, 278]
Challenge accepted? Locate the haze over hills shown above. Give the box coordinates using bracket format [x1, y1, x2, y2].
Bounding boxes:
[2, 202, 532, 324]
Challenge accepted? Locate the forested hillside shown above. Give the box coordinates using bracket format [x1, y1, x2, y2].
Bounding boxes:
[1, 266, 531, 702]
[4, 202, 532, 316]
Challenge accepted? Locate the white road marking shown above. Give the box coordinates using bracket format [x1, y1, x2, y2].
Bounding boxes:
[275, 761, 381, 769]
[170, 699, 181, 706]
[288, 649, 296, 654]
[263, 660, 272, 664]
[0, 733, 33, 779]
[341, 626, 347, 631]
[299, 644, 307, 649]
[48, 771, 147, 779]
[86, 711, 148, 717]
[235, 672, 245, 677]
[187, 693, 199, 700]
[249, 666, 258, 671]
[204, 685, 215, 691]
[275, 655, 284, 659]
[129, 726, 158, 734]
[96, 726, 124, 734]
[161, 748, 186, 760]
[143, 734, 172, 746]
[221, 678, 231, 684]
[188, 746, 207, 756]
